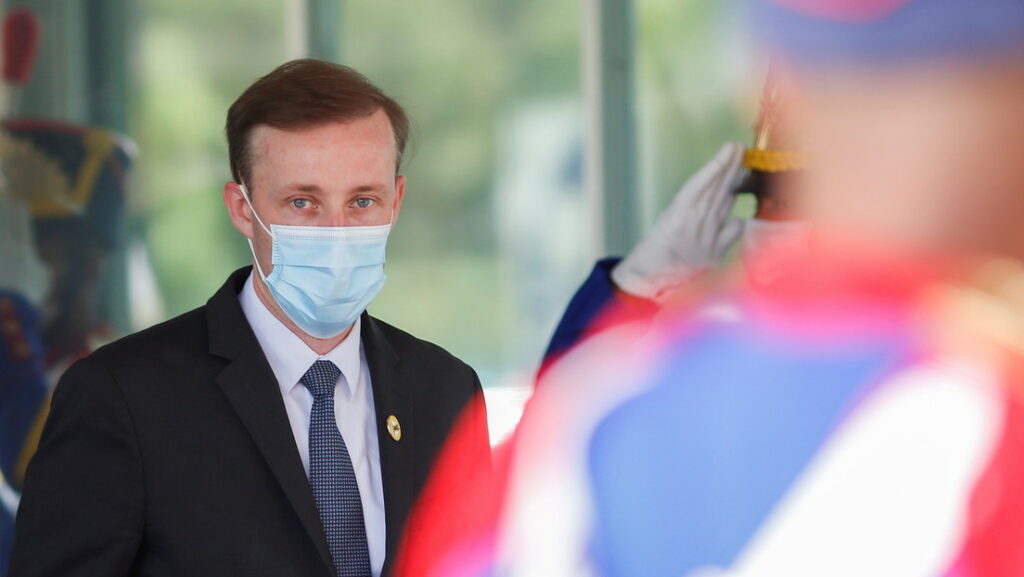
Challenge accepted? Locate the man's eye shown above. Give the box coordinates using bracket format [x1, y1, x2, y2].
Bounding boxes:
[355, 198, 374, 209]
[291, 199, 310, 209]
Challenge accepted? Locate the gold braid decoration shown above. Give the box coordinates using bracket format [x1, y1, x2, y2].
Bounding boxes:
[743, 148, 809, 173]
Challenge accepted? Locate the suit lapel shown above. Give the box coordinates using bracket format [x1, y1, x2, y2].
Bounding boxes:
[361, 314, 415, 575]
[207, 268, 335, 575]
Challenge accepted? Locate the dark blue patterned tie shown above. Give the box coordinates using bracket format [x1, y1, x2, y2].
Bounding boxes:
[301, 360, 372, 577]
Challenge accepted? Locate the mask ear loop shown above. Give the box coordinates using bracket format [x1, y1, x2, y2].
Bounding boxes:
[239, 183, 273, 281]
[239, 183, 274, 237]
[386, 192, 402, 227]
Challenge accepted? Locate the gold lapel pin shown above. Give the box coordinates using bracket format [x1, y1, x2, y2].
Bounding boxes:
[386, 415, 402, 442]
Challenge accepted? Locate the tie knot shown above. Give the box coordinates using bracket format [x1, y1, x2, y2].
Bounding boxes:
[300, 360, 341, 399]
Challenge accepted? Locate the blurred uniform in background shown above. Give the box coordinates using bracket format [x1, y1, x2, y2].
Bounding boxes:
[400, 1, 1024, 576]
[0, 120, 133, 576]
[4, 119, 134, 371]
[0, 133, 50, 576]
[0, 9, 136, 573]
[0, 10, 46, 573]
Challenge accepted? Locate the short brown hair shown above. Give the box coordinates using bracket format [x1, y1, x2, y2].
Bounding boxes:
[225, 58, 410, 186]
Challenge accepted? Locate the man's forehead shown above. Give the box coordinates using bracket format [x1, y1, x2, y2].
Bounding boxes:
[246, 121, 399, 191]
[251, 111, 393, 143]
[250, 118, 396, 166]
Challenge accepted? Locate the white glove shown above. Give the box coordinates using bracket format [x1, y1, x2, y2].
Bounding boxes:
[611, 141, 746, 302]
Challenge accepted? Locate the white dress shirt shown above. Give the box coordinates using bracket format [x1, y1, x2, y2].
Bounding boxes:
[239, 274, 385, 577]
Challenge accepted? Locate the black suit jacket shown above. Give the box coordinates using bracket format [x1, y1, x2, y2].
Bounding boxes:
[8, 268, 490, 577]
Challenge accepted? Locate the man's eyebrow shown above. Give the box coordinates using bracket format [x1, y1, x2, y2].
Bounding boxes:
[278, 182, 390, 194]
[352, 183, 389, 193]
[281, 183, 323, 193]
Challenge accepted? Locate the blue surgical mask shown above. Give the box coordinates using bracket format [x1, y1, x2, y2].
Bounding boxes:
[240, 184, 390, 338]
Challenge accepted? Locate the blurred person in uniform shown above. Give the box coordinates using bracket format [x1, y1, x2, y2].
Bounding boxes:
[0, 120, 133, 576]
[0, 132, 50, 576]
[2, 119, 134, 373]
[399, 1, 1024, 576]
[0, 112, 133, 575]
[0, 9, 56, 574]
[9, 59, 490, 577]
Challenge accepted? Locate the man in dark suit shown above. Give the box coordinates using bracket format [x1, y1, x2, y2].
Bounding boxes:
[8, 58, 490, 577]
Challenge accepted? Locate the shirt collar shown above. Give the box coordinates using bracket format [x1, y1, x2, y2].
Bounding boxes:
[238, 272, 363, 397]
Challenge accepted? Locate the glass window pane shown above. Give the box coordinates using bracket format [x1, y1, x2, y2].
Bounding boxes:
[132, 0, 286, 324]
[342, 1, 589, 404]
[635, 0, 753, 223]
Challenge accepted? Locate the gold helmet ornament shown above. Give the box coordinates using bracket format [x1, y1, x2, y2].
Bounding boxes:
[742, 71, 809, 174]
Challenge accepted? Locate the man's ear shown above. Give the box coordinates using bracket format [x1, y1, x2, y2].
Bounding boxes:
[392, 175, 406, 223]
[223, 181, 255, 240]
